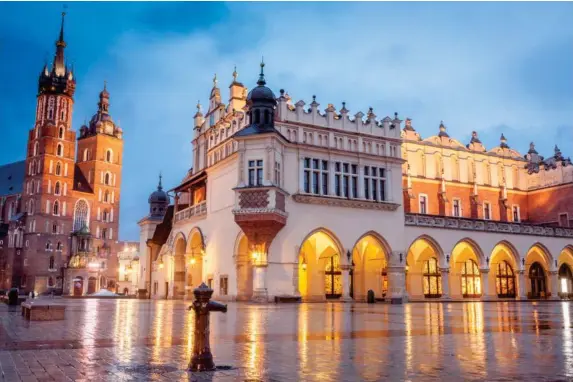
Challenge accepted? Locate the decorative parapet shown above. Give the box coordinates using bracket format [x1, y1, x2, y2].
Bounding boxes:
[174, 200, 207, 223]
[405, 213, 573, 238]
[292, 194, 400, 212]
[232, 186, 288, 216]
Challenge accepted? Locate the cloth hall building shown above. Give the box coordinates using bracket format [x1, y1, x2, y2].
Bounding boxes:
[138, 63, 573, 303]
[0, 14, 125, 296]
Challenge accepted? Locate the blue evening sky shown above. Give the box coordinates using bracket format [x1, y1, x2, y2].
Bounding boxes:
[1, 2, 572, 241]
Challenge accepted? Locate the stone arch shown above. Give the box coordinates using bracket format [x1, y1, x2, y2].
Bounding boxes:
[525, 243, 553, 298]
[450, 238, 486, 268]
[172, 233, 186, 299]
[234, 231, 253, 301]
[405, 235, 445, 300]
[351, 231, 391, 301]
[449, 238, 486, 298]
[298, 228, 344, 301]
[488, 241, 520, 299]
[489, 240, 520, 270]
[525, 242, 553, 270]
[186, 227, 205, 295]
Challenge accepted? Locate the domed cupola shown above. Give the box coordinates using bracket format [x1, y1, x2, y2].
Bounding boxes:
[149, 173, 169, 218]
[83, 82, 120, 138]
[246, 59, 277, 128]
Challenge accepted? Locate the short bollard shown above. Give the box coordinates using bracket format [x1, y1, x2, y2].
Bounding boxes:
[188, 282, 227, 372]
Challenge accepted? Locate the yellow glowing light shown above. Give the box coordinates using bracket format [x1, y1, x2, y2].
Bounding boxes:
[252, 252, 259, 260]
[302, 263, 307, 271]
[190, 257, 196, 265]
[159, 261, 164, 269]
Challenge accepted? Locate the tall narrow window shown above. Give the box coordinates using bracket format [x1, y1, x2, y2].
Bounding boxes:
[453, 199, 461, 217]
[73, 199, 89, 231]
[54, 181, 61, 196]
[49, 256, 55, 270]
[104, 172, 111, 185]
[274, 162, 281, 186]
[419, 195, 428, 214]
[55, 162, 62, 176]
[496, 261, 515, 298]
[483, 202, 491, 220]
[303, 158, 328, 195]
[512, 206, 520, 222]
[334, 162, 357, 199]
[33, 142, 39, 156]
[53, 201, 60, 216]
[56, 143, 63, 157]
[58, 127, 64, 139]
[248, 160, 263, 187]
[104, 190, 110, 203]
[106, 149, 112, 163]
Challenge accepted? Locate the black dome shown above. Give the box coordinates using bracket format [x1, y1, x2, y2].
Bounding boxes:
[149, 189, 169, 203]
[247, 85, 276, 103]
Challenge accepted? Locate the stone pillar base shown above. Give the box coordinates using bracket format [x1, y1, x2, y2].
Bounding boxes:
[390, 297, 404, 305]
[339, 295, 353, 302]
[251, 289, 268, 303]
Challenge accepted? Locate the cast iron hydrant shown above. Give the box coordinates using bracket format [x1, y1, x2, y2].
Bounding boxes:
[188, 282, 227, 372]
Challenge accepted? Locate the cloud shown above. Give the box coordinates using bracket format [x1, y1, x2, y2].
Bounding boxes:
[71, 2, 573, 240]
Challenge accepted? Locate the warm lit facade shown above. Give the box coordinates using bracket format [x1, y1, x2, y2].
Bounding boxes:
[137, 63, 573, 303]
[117, 241, 140, 296]
[0, 14, 125, 296]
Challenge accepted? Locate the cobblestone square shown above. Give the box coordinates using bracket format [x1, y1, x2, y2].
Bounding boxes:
[1, 299, 573, 381]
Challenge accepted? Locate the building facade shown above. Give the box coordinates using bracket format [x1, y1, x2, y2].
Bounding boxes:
[0, 14, 125, 296]
[138, 64, 573, 303]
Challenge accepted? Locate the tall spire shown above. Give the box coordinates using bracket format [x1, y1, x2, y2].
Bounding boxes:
[98, 80, 110, 113]
[53, 11, 67, 76]
[257, 57, 266, 86]
[232, 65, 238, 82]
[158, 172, 163, 191]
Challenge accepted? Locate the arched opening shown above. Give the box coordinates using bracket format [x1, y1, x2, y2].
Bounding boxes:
[254, 109, 261, 124]
[173, 235, 186, 299]
[54, 181, 61, 195]
[525, 244, 552, 299]
[33, 141, 39, 156]
[298, 229, 344, 301]
[123, 287, 129, 295]
[405, 236, 444, 300]
[100, 276, 106, 289]
[87, 277, 97, 295]
[351, 233, 389, 301]
[529, 262, 547, 299]
[49, 256, 55, 269]
[235, 233, 253, 301]
[58, 127, 64, 139]
[53, 201, 60, 216]
[73, 277, 83, 296]
[106, 149, 112, 163]
[264, 110, 270, 124]
[187, 228, 205, 298]
[73, 199, 89, 231]
[55, 162, 62, 176]
[104, 173, 111, 185]
[450, 240, 484, 299]
[559, 247, 573, 298]
[56, 143, 63, 157]
[489, 242, 519, 299]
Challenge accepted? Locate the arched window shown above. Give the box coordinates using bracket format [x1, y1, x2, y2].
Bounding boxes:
[54, 181, 61, 195]
[264, 110, 270, 124]
[104, 172, 111, 185]
[106, 149, 112, 163]
[33, 141, 39, 156]
[102, 228, 108, 239]
[49, 256, 55, 269]
[254, 109, 261, 124]
[58, 127, 64, 139]
[423, 257, 442, 298]
[56, 242, 62, 251]
[52, 223, 58, 234]
[104, 190, 110, 203]
[45, 240, 52, 251]
[496, 261, 515, 298]
[529, 262, 547, 299]
[55, 162, 62, 176]
[83, 149, 90, 162]
[28, 199, 35, 215]
[47, 96, 55, 120]
[103, 209, 109, 222]
[73, 199, 89, 231]
[56, 143, 63, 157]
[324, 255, 342, 299]
[53, 200, 60, 216]
[559, 264, 573, 296]
[461, 259, 481, 298]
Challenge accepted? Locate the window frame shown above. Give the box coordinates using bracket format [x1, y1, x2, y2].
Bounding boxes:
[419, 194, 428, 214]
[247, 159, 264, 187]
[452, 198, 462, 217]
[483, 201, 492, 220]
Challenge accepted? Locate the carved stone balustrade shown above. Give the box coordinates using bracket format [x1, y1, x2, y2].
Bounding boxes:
[405, 213, 573, 238]
[174, 201, 207, 223]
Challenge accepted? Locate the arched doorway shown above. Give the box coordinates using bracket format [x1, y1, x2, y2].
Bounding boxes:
[187, 228, 205, 297]
[298, 229, 344, 301]
[529, 262, 546, 299]
[235, 233, 253, 301]
[73, 277, 83, 296]
[489, 242, 519, 299]
[352, 233, 389, 301]
[123, 287, 129, 295]
[173, 235, 186, 299]
[461, 260, 481, 298]
[495, 261, 516, 298]
[405, 236, 444, 300]
[87, 277, 97, 294]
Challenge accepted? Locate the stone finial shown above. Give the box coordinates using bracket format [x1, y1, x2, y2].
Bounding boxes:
[438, 121, 449, 137]
[500, 133, 509, 148]
[213, 73, 218, 87]
[310, 95, 318, 107]
[555, 144, 562, 157]
[528, 142, 538, 154]
[326, 103, 336, 112]
[367, 107, 376, 120]
[232, 65, 238, 82]
[404, 118, 415, 131]
[340, 101, 348, 114]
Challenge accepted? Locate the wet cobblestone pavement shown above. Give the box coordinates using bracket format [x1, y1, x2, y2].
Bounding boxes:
[1, 299, 573, 381]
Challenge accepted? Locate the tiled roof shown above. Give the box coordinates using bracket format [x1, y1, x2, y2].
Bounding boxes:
[73, 165, 93, 193]
[0, 161, 25, 197]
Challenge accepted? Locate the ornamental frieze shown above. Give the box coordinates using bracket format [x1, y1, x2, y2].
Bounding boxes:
[292, 194, 400, 211]
[405, 213, 573, 238]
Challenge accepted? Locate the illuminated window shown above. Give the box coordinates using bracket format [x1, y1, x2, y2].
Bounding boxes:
[423, 257, 442, 298]
[495, 261, 515, 298]
[559, 264, 573, 295]
[324, 255, 342, 299]
[461, 259, 481, 298]
[529, 262, 547, 298]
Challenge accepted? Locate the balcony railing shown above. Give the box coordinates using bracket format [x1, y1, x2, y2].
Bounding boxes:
[405, 213, 573, 238]
[174, 200, 207, 223]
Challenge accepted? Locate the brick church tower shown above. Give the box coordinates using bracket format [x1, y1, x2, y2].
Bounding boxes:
[19, 12, 77, 292]
[4, 12, 125, 295]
